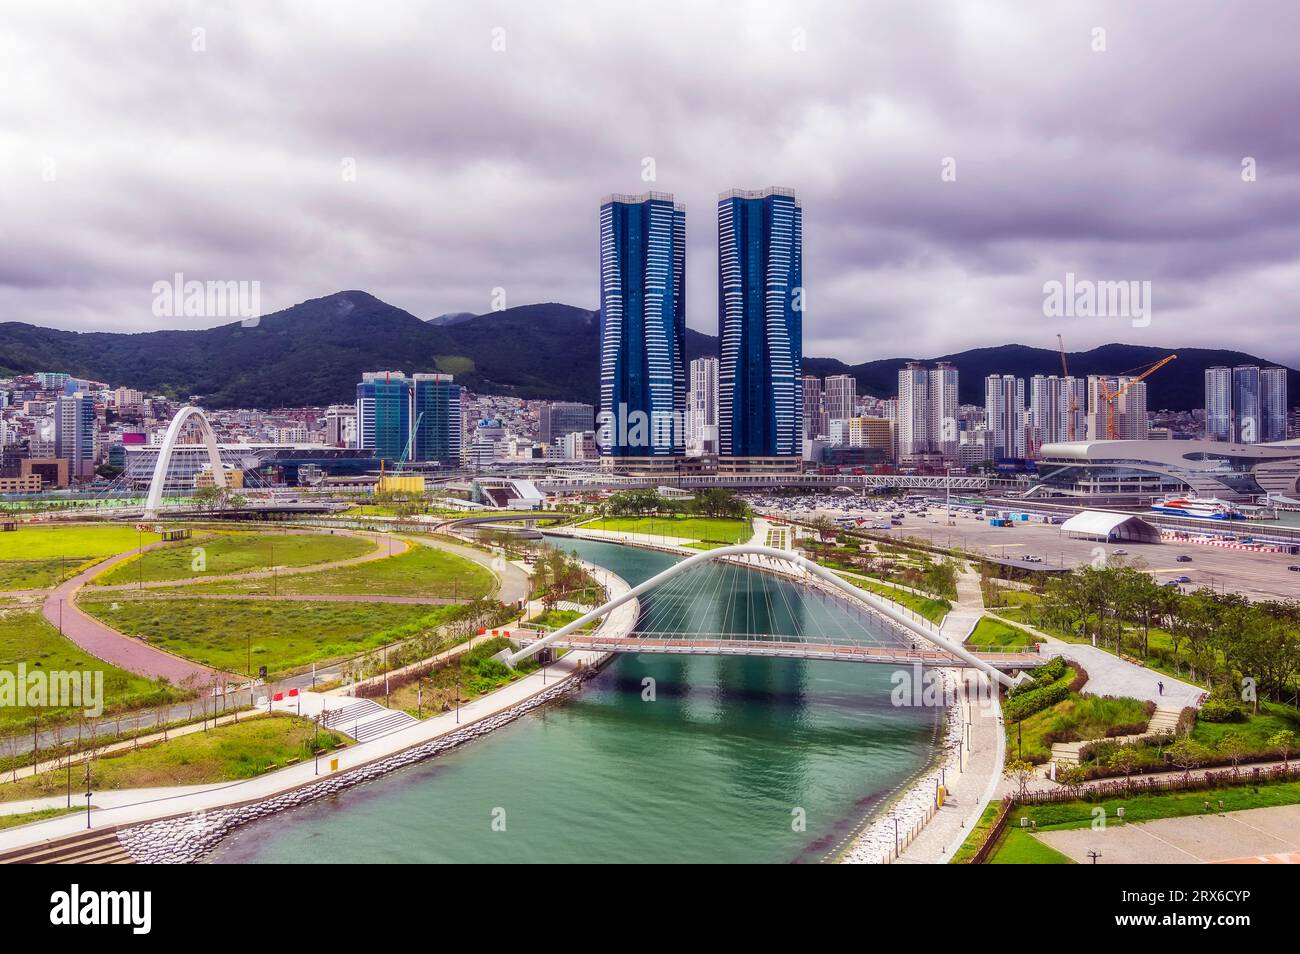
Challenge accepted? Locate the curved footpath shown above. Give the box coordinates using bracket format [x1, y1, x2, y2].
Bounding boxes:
[0, 562, 637, 861]
[1, 529, 511, 757]
[81, 529, 409, 592]
[38, 529, 409, 684]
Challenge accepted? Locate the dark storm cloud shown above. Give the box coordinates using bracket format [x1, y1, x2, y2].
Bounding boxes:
[2, 0, 1299, 364]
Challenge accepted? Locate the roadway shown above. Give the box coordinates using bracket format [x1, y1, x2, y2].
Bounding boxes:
[798, 505, 1300, 603]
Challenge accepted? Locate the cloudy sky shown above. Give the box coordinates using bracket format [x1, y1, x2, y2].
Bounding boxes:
[3, 0, 1299, 365]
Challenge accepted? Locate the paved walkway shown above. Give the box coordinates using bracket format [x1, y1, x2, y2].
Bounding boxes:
[3, 535, 522, 759]
[988, 613, 1202, 708]
[406, 534, 530, 606]
[43, 543, 225, 686]
[889, 567, 1005, 863]
[0, 563, 638, 855]
[79, 592, 464, 606]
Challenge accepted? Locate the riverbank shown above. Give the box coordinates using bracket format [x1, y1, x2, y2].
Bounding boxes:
[0, 563, 637, 861]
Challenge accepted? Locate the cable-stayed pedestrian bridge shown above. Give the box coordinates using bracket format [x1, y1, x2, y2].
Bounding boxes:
[500, 544, 1043, 687]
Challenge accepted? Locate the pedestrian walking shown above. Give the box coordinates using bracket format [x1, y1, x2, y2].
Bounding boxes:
[1157, 680, 1164, 696]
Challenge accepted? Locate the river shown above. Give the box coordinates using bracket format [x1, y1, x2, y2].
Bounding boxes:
[208, 537, 939, 863]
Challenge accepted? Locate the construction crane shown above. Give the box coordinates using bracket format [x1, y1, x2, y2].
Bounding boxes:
[1057, 334, 1079, 442]
[395, 411, 425, 474]
[1099, 354, 1177, 440]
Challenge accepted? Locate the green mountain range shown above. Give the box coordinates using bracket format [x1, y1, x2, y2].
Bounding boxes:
[0, 290, 1292, 411]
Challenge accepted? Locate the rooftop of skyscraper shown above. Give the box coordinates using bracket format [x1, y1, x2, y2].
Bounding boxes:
[599, 191, 685, 211]
[717, 186, 798, 202]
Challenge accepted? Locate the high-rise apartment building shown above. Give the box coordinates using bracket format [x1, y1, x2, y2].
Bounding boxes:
[896, 362, 931, 459]
[1205, 364, 1288, 443]
[1086, 375, 1148, 441]
[1232, 365, 1262, 443]
[825, 374, 856, 425]
[929, 361, 959, 459]
[717, 187, 802, 472]
[984, 374, 1025, 459]
[1028, 374, 1083, 449]
[1204, 366, 1233, 441]
[598, 192, 687, 467]
[687, 357, 719, 455]
[802, 375, 827, 441]
[895, 362, 959, 462]
[54, 392, 96, 478]
[1261, 367, 1288, 443]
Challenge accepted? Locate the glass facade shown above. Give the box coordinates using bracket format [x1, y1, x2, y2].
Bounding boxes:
[717, 187, 802, 460]
[598, 193, 687, 459]
[356, 371, 461, 465]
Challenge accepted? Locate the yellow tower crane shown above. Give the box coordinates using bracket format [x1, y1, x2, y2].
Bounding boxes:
[1099, 354, 1177, 440]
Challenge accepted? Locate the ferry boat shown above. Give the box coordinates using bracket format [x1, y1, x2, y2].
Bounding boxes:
[1150, 496, 1245, 520]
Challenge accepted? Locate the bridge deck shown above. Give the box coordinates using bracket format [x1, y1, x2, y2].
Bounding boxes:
[541, 634, 1044, 669]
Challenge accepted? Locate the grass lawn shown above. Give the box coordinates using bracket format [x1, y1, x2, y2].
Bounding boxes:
[0, 713, 344, 803]
[0, 524, 161, 562]
[967, 616, 1035, 648]
[0, 805, 85, 831]
[0, 608, 185, 733]
[181, 542, 494, 600]
[1189, 702, 1300, 753]
[838, 573, 952, 624]
[0, 524, 163, 592]
[526, 608, 595, 631]
[1007, 778, 1300, 832]
[0, 558, 87, 592]
[79, 597, 463, 677]
[95, 531, 372, 585]
[582, 515, 752, 544]
[983, 589, 1041, 611]
[1011, 690, 1148, 764]
[988, 827, 1076, 864]
[950, 801, 1002, 863]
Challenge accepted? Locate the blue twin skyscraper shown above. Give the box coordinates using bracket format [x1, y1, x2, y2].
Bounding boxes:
[598, 188, 802, 472]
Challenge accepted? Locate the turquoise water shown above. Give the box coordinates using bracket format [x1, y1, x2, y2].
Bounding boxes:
[208, 538, 938, 863]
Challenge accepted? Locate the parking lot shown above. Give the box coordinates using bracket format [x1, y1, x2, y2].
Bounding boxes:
[749, 494, 1300, 603]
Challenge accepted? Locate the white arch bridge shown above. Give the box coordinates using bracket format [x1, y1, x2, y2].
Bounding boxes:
[499, 544, 1043, 687]
[143, 405, 226, 518]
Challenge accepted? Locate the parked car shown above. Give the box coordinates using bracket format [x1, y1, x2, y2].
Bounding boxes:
[1289, 565, 1300, 572]
[1175, 575, 1192, 584]
[1112, 548, 1129, 555]
[1162, 580, 1181, 588]
[1176, 555, 1193, 562]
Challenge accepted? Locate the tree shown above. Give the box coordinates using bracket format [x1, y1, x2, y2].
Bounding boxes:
[1108, 745, 1143, 785]
[1217, 731, 1250, 777]
[1002, 759, 1037, 798]
[689, 488, 747, 519]
[1268, 730, 1295, 769]
[1053, 762, 1087, 795]
[1167, 738, 1210, 781]
[808, 514, 836, 545]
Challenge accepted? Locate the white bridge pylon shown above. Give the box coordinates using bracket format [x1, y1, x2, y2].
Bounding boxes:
[501, 544, 1016, 688]
[143, 405, 226, 519]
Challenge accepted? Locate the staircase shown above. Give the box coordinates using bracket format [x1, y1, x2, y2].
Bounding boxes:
[0, 826, 133, 864]
[322, 698, 419, 743]
[1049, 705, 1185, 766]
